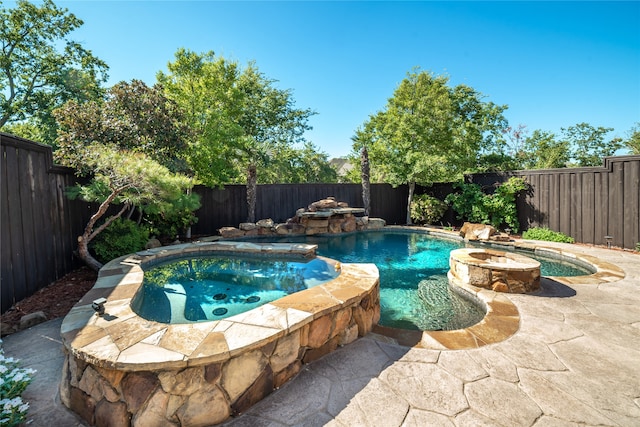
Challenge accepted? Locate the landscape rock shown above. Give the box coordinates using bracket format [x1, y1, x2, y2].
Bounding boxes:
[459, 222, 498, 240]
[145, 238, 162, 249]
[19, 311, 47, 330]
[367, 218, 386, 229]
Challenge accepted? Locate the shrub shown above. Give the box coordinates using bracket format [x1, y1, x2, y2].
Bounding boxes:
[410, 194, 448, 225]
[91, 218, 150, 263]
[522, 227, 575, 243]
[0, 339, 36, 427]
[636, 242, 640, 252]
[445, 177, 528, 232]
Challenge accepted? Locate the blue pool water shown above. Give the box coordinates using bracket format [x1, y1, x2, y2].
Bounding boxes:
[132, 255, 339, 323]
[241, 231, 592, 330]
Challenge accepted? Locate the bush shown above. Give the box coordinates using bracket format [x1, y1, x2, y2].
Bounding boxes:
[636, 242, 640, 252]
[445, 177, 528, 233]
[91, 218, 150, 263]
[410, 194, 448, 225]
[1, 339, 36, 427]
[522, 227, 574, 243]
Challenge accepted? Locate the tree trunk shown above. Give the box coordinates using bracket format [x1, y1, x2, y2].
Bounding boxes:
[406, 181, 415, 225]
[247, 163, 257, 223]
[77, 235, 103, 272]
[77, 186, 130, 272]
[360, 146, 371, 216]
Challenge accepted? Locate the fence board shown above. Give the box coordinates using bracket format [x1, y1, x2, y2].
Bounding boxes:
[623, 161, 640, 250]
[582, 172, 595, 244]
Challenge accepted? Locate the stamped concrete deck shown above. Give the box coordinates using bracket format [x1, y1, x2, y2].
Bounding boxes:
[3, 240, 640, 426]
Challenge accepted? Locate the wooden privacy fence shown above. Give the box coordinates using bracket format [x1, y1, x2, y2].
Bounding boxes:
[1, 133, 94, 313]
[469, 155, 640, 250]
[2, 132, 639, 313]
[191, 182, 409, 236]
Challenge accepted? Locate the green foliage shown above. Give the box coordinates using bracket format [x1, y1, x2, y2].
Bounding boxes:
[445, 177, 528, 232]
[522, 227, 575, 243]
[91, 218, 150, 263]
[624, 123, 640, 155]
[0, 0, 108, 142]
[54, 80, 191, 173]
[561, 123, 623, 167]
[636, 242, 640, 252]
[143, 191, 201, 240]
[410, 194, 448, 225]
[355, 68, 508, 223]
[521, 130, 570, 169]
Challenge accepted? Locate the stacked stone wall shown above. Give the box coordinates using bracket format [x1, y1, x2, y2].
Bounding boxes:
[60, 283, 380, 427]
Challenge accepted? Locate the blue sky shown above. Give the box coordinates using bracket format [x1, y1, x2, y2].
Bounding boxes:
[51, 1, 640, 158]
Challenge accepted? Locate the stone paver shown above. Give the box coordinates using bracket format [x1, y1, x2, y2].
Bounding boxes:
[3, 240, 640, 426]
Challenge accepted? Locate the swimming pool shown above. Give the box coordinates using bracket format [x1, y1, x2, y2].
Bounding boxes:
[237, 230, 592, 331]
[131, 254, 340, 323]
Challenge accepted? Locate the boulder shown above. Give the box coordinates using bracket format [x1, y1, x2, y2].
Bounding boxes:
[256, 218, 275, 228]
[309, 197, 338, 211]
[459, 222, 497, 241]
[239, 222, 257, 231]
[219, 227, 245, 239]
[19, 311, 47, 330]
[145, 238, 162, 249]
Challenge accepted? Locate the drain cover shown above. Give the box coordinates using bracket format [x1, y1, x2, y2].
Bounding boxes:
[213, 293, 227, 300]
[212, 307, 228, 316]
[246, 296, 260, 304]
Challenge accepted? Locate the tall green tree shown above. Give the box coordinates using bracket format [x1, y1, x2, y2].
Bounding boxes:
[159, 50, 315, 222]
[157, 48, 243, 185]
[235, 63, 315, 221]
[562, 122, 623, 167]
[0, 0, 108, 142]
[357, 69, 508, 224]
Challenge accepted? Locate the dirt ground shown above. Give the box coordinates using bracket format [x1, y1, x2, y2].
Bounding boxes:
[1, 267, 97, 336]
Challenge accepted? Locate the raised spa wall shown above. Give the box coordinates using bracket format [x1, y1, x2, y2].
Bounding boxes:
[59, 241, 380, 427]
[448, 248, 541, 293]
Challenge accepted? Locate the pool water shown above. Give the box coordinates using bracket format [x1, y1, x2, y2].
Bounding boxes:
[242, 231, 592, 331]
[131, 255, 339, 323]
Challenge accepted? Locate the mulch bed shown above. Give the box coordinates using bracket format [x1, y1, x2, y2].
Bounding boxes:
[1, 266, 97, 336]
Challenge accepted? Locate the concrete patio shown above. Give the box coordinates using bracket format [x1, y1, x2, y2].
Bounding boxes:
[3, 240, 640, 426]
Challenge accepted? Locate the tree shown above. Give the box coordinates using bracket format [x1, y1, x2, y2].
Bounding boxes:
[54, 80, 198, 270]
[157, 48, 243, 185]
[255, 141, 338, 184]
[63, 144, 196, 271]
[562, 122, 623, 167]
[0, 0, 108, 141]
[159, 50, 315, 222]
[54, 80, 192, 173]
[521, 130, 570, 169]
[624, 123, 640, 155]
[359, 69, 508, 224]
[235, 63, 315, 221]
[351, 127, 371, 216]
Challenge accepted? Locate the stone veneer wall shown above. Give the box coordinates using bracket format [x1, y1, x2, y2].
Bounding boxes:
[449, 248, 541, 293]
[59, 243, 380, 427]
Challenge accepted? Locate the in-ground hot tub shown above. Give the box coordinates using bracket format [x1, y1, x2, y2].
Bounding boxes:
[448, 248, 541, 293]
[59, 241, 379, 426]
